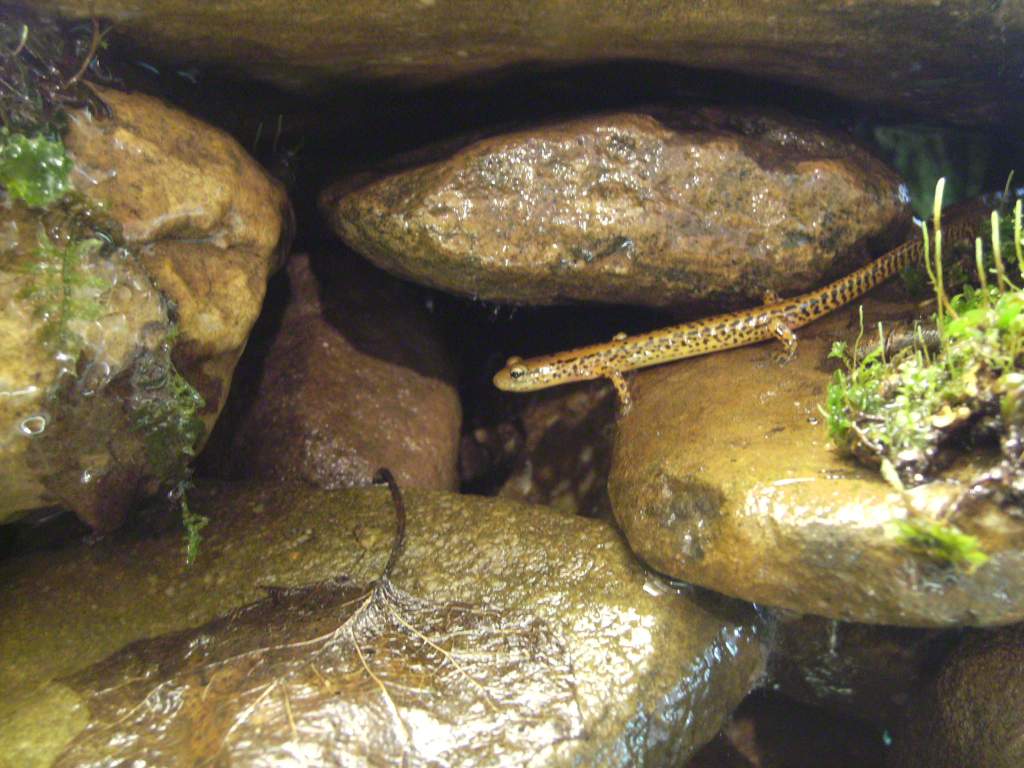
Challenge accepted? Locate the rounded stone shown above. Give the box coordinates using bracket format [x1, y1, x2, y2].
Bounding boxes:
[609, 296, 1024, 627]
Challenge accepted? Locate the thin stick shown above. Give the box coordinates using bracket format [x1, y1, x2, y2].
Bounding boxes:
[373, 468, 406, 580]
[63, 18, 100, 88]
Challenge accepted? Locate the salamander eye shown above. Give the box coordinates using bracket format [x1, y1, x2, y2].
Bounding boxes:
[509, 365, 528, 379]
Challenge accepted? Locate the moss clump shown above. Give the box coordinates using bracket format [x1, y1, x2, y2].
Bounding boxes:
[17, 230, 109, 370]
[824, 180, 1024, 570]
[130, 331, 207, 480]
[0, 129, 73, 207]
[888, 518, 989, 574]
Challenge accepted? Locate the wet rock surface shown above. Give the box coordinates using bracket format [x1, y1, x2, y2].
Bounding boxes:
[889, 623, 1024, 768]
[31, 1, 1024, 126]
[202, 252, 461, 491]
[609, 296, 1024, 626]
[324, 109, 909, 308]
[0, 482, 767, 767]
[0, 87, 290, 528]
[769, 615, 955, 724]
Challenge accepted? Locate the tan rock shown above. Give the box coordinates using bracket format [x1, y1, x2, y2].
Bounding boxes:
[31, 1, 1024, 125]
[0, 87, 291, 528]
[202, 251, 461, 491]
[608, 296, 1024, 626]
[0, 482, 767, 767]
[324, 109, 909, 308]
[889, 623, 1024, 768]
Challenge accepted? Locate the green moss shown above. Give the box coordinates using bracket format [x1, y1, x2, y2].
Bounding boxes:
[17, 230, 109, 369]
[888, 519, 989, 573]
[0, 129, 73, 207]
[179, 481, 208, 567]
[823, 182, 1024, 569]
[128, 329, 209, 562]
[130, 332, 206, 480]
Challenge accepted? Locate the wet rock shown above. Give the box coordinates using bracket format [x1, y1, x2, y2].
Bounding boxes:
[492, 380, 616, 518]
[609, 296, 1024, 626]
[889, 623, 1024, 768]
[324, 108, 909, 308]
[0, 482, 766, 767]
[202, 252, 460, 490]
[769, 615, 955, 724]
[32, 1, 1024, 125]
[0, 86, 290, 529]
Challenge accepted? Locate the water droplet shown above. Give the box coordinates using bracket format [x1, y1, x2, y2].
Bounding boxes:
[19, 414, 47, 436]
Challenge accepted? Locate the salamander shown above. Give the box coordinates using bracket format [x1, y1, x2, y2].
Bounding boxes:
[493, 216, 979, 412]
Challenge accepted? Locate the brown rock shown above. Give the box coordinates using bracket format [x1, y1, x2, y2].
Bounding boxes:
[608, 296, 1024, 626]
[203, 251, 461, 491]
[0, 482, 767, 767]
[66, 86, 292, 371]
[0, 87, 291, 528]
[30, 1, 1024, 125]
[889, 624, 1024, 768]
[324, 109, 909, 308]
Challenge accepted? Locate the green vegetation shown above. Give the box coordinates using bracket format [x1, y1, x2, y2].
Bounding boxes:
[824, 179, 1024, 571]
[179, 481, 208, 567]
[130, 330, 207, 480]
[1, 13, 208, 562]
[17, 231, 108, 370]
[889, 519, 989, 574]
[0, 129, 72, 207]
[870, 125, 991, 218]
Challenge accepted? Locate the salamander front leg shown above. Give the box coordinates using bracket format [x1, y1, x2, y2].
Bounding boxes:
[763, 289, 783, 305]
[607, 370, 633, 415]
[769, 318, 797, 364]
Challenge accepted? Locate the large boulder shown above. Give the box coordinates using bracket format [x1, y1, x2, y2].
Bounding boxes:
[889, 623, 1024, 768]
[324, 109, 909, 308]
[0, 482, 767, 767]
[28, 1, 1024, 126]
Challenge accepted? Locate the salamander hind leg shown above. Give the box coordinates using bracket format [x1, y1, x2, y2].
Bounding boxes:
[769, 318, 797, 364]
[608, 370, 633, 415]
[763, 289, 783, 305]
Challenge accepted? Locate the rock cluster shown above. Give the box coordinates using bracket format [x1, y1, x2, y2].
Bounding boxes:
[3, 5, 1023, 766]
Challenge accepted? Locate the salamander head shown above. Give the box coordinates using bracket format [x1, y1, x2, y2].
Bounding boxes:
[493, 355, 559, 392]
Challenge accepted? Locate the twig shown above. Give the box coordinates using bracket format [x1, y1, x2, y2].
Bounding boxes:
[373, 468, 407, 581]
[63, 17, 100, 88]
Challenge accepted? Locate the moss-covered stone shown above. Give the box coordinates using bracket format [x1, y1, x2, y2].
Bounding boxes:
[609, 296, 1024, 627]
